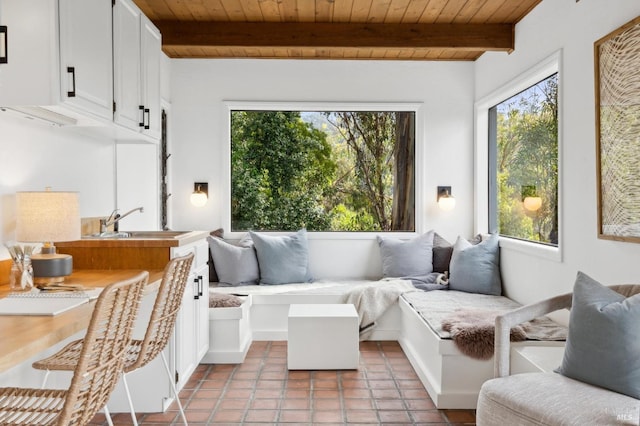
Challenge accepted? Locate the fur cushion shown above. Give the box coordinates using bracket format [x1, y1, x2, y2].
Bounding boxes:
[209, 293, 243, 308]
[442, 308, 526, 360]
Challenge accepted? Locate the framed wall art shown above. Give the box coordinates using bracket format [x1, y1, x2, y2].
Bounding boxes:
[595, 15, 640, 243]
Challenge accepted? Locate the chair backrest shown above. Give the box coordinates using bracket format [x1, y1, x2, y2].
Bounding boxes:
[57, 271, 148, 425]
[127, 253, 195, 371]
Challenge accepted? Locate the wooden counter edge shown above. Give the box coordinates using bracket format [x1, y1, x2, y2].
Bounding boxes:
[0, 269, 163, 374]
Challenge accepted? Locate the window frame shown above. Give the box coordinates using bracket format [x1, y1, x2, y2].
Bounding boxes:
[222, 101, 425, 240]
[474, 51, 563, 261]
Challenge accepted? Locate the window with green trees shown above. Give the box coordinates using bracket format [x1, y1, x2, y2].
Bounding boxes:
[230, 109, 416, 232]
[489, 73, 558, 246]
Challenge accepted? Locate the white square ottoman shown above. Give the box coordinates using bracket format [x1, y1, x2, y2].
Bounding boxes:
[287, 303, 359, 370]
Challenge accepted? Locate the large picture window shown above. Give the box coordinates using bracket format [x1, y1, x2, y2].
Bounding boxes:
[488, 73, 559, 246]
[230, 109, 416, 232]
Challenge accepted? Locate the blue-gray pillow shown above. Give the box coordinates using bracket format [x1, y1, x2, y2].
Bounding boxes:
[207, 235, 259, 286]
[377, 230, 434, 280]
[448, 234, 501, 295]
[250, 229, 311, 285]
[555, 272, 640, 399]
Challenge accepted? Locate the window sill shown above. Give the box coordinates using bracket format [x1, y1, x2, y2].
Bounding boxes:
[498, 236, 561, 262]
[224, 231, 419, 241]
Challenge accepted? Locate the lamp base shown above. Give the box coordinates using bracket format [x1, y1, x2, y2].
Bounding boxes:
[31, 253, 73, 283]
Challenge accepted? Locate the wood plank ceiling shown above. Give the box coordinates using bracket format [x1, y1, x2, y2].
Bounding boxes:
[133, 0, 542, 61]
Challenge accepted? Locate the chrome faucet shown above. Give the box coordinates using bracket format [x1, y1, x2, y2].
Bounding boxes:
[100, 207, 144, 233]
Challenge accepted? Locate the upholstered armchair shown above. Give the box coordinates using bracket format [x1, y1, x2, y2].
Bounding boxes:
[477, 274, 640, 426]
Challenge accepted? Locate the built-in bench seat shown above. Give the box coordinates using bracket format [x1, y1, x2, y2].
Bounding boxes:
[205, 281, 566, 409]
[205, 281, 404, 363]
[399, 290, 565, 408]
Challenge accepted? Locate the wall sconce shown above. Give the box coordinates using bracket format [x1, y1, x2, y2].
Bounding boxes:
[437, 186, 456, 211]
[0, 26, 7, 64]
[190, 182, 208, 207]
[521, 185, 542, 212]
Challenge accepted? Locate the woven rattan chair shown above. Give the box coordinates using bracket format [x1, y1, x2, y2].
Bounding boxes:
[0, 271, 148, 425]
[33, 253, 195, 425]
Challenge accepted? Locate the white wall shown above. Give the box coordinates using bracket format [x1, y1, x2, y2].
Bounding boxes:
[0, 114, 117, 258]
[169, 59, 475, 279]
[475, 0, 640, 304]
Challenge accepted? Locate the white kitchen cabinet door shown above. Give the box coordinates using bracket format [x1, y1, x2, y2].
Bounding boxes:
[0, 0, 112, 120]
[173, 241, 209, 391]
[194, 263, 210, 362]
[113, 0, 161, 140]
[113, 0, 142, 131]
[141, 15, 161, 139]
[58, 0, 113, 120]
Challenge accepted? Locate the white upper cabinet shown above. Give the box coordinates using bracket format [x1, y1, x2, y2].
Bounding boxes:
[141, 16, 161, 139]
[114, 0, 161, 140]
[0, 0, 113, 122]
[113, 0, 141, 131]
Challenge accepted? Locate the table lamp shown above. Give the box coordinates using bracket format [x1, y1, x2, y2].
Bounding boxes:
[16, 189, 81, 284]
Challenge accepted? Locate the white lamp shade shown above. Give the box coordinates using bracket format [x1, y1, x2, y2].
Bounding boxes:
[16, 191, 81, 243]
[438, 196, 456, 211]
[190, 191, 208, 207]
[523, 196, 542, 212]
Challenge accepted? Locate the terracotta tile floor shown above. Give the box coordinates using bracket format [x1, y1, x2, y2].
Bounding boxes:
[90, 341, 476, 425]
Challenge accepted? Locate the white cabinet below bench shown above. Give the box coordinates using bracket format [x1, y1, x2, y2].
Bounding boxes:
[203, 296, 252, 364]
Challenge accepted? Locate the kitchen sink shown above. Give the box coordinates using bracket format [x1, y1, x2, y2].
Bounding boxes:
[86, 231, 190, 239]
[125, 231, 189, 238]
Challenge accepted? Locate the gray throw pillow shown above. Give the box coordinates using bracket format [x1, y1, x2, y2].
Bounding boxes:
[377, 230, 435, 279]
[448, 233, 501, 295]
[432, 232, 453, 274]
[208, 228, 225, 282]
[555, 272, 640, 399]
[207, 235, 259, 286]
[250, 229, 311, 285]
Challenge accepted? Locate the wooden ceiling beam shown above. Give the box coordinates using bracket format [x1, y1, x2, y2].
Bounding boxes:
[156, 21, 514, 52]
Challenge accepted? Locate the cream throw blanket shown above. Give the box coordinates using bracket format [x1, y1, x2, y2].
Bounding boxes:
[341, 279, 416, 340]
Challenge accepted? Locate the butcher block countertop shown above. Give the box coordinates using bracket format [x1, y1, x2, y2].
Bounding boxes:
[56, 230, 209, 248]
[0, 269, 163, 374]
[55, 231, 209, 270]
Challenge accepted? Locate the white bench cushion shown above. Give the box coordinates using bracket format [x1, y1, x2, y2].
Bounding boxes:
[402, 290, 521, 338]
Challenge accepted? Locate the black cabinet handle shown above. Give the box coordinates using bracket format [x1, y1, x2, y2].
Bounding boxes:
[139, 105, 145, 127]
[193, 277, 199, 300]
[67, 67, 76, 97]
[144, 108, 150, 130]
[0, 26, 7, 64]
